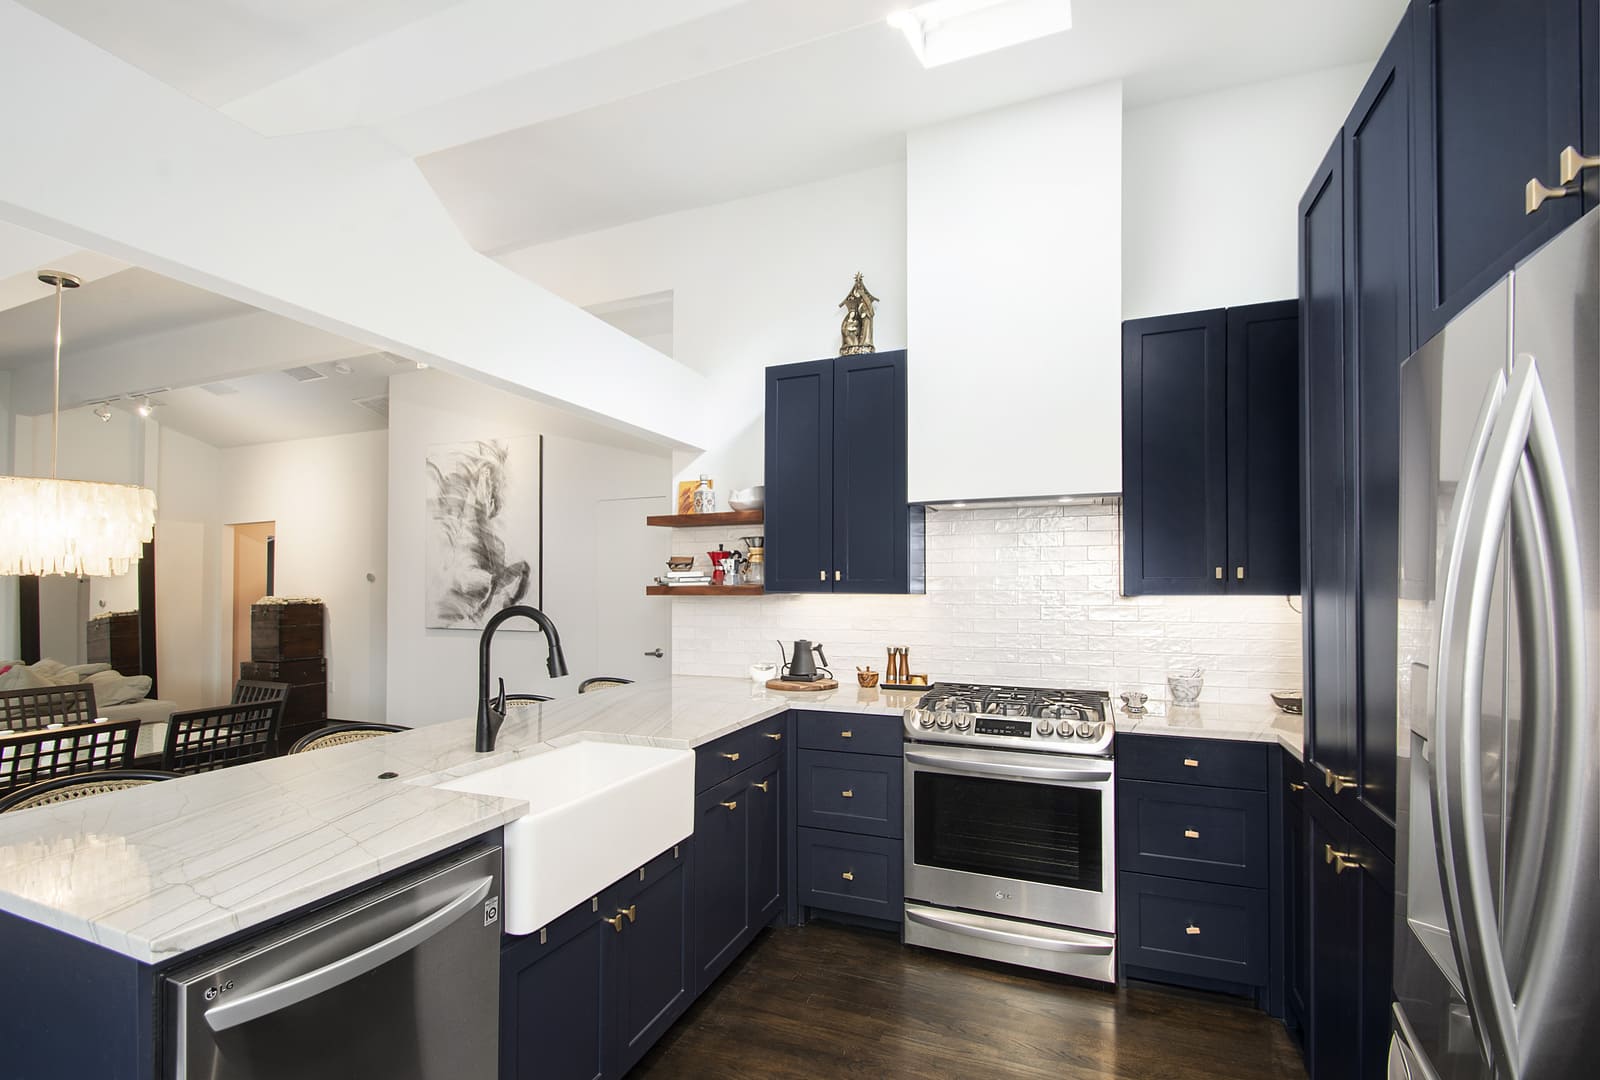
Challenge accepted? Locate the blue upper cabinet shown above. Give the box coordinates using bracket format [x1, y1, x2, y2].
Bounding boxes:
[1122, 304, 1299, 597]
[765, 350, 924, 594]
[1412, 0, 1587, 342]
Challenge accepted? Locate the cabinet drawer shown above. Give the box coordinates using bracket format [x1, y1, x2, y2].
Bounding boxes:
[1118, 780, 1268, 888]
[797, 828, 902, 922]
[1119, 872, 1267, 986]
[1118, 734, 1267, 790]
[797, 750, 902, 838]
[796, 710, 903, 756]
[695, 713, 788, 792]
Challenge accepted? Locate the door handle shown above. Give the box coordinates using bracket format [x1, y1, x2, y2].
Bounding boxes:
[763, 732, 782, 741]
[1324, 844, 1360, 876]
[617, 904, 637, 924]
[840, 789, 854, 798]
[720, 752, 740, 762]
[205, 875, 492, 1032]
[644, 648, 664, 658]
[603, 913, 626, 932]
[1185, 924, 1201, 936]
[841, 870, 854, 881]
[719, 800, 738, 811]
[905, 749, 1112, 784]
[1288, 782, 1306, 792]
[1321, 766, 1356, 795]
[752, 780, 770, 793]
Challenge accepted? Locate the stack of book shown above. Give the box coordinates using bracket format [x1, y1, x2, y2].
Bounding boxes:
[659, 569, 712, 587]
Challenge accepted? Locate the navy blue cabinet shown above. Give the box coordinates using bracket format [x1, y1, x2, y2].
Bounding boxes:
[500, 844, 689, 1080]
[764, 351, 923, 594]
[1282, 752, 1310, 1042]
[1122, 304, 1299, 596]
[1412, 0, 1586, 342]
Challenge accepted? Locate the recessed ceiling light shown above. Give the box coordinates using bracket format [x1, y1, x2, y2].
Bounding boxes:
[887, 0, 1071, 68]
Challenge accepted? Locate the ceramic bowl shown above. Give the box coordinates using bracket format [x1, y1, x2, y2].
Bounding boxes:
[729, 485, 765, 511]
[666, 556, 696, 571]
[857, 671, 880, 688]
[1270, 690, 1303, 715]
[749, 663, 778, 684]
[1167, 674, 1204, 707]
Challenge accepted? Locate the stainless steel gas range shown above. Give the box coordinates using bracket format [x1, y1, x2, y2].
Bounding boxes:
[902, 682, 1117, 983]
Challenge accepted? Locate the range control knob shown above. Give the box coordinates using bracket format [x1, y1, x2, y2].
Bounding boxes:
[1035, 720, 1053, 736]
[918, 713, 936, 729]
[1056, 720, 1075, 737]
[953, 715, 972, 732]
[934, 713, 953, 730]
[1093, 722, 1107, 740]
[1077, 721, 1094, 738]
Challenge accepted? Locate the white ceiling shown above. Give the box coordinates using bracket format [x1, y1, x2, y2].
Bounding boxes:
[19, 0, 1407, 254]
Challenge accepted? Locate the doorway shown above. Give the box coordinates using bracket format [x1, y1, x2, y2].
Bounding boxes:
[593, 497, 671, 681]
[231, 522, 276, 680]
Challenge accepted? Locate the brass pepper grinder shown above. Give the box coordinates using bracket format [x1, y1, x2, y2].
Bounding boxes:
[901, 647, 912, 681]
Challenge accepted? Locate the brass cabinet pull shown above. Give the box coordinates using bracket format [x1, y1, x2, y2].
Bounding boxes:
[720, 752, 741, 762]
[764, 732, 783, 741]
[720, 800, 738, 811]
[753, 780, 770, 793]
[1183, 829, 1200, 839]
[1235, 566, 1244, 580]
[1323, 767, 1355, 795]
[840, 730, 853, 739]
[617, 904, 637, 924]
[1186, 923, 1201, 936]
[1324, 844, 1360, 876]
[1560, 145, 1600, 184]
[1214, 566, 1223, 580]
[841, 789, 854, 798]
[1526, 176, 1577, 214]
[819, 569, 826, 582]
[1182, 758, 1199, 768]
[835, 570, 842, 581]
[841, 870, 855, 882]
[604, 913, 626, 932]
[1289, 781, 1307, 792]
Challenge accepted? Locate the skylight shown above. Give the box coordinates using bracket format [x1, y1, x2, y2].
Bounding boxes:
[887, 0, 1072, 68]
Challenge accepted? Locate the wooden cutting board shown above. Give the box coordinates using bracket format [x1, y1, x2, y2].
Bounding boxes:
[766, 678, 840, 692]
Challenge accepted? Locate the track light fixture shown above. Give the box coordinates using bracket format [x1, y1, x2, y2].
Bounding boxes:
[93, 404, 113, 423]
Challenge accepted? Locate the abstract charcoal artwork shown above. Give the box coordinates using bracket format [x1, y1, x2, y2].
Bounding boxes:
[424, 436, 541, 629]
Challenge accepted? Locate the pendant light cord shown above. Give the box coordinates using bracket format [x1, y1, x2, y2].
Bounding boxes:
[51, 275, 62, 479]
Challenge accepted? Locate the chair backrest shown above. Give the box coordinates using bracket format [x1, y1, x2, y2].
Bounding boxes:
[162, 700, 283, 774]
[288, 723, 408, 754]
[504, 693, 552, 704]
[0, 719, 139, 798]
[0, 685, 99, 731]
[578, 677, 633, 694]
[232, 679, 290, 707]
[0, 769, 177, 813]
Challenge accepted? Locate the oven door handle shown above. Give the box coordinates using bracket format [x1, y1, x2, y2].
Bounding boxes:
[905, 904, 1115, 955]
[904, 749, 1112, 784]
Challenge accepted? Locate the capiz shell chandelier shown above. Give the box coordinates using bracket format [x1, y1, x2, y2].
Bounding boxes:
[0, 271, 157, 577]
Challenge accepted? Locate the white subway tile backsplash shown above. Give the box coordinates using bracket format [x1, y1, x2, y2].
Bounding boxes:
[669, 504, 1303, 709]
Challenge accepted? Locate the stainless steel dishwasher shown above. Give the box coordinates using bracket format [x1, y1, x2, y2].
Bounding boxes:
[164, 844, 502, 1079]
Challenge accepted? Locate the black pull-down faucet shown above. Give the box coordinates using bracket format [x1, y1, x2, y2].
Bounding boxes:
[476, 605, 568, 753]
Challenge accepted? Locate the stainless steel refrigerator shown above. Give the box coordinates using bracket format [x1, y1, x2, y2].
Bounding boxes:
[1391, 207, 1598, 1079]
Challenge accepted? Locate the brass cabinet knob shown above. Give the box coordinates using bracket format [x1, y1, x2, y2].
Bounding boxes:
[1214, 566, 1223, 580]
[720, 751, 741, 762]
[1186, 923, 1201, 936]
[720, 799, 738, 811]
[753, 780, 770, 793]
[1289, 781, 1307, 792]
[1560, 145, 1600, 184]
[1183, 829, 1200, 839]
[1235, 566, 1245, 580]
[1323, 768, 1355, 795]
[841, 789, 854, 798]
[763, 732, 783, 741]
[841, 870, 855, 882]
[1324, 843, 1360, 876]
[1182, 757, 1199, 768]
[604, 913, 626, 932]
[1527, 176, 1577, 214]
[835, 570, 842, 581]
[819, 570, 826, 582]
[618, 904, 637, 924]
[840, 730, 853, 739]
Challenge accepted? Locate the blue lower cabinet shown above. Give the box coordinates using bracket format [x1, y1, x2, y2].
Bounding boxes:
[797, 828, 903, 922]
[797, 749, 902, 838]
[500, 844, 689, 1080]
[692, 755, 788, 995]
[746, 756, 784, 930]
[1117, 780, 1269, 888]
[1119, 871, 1268, 986]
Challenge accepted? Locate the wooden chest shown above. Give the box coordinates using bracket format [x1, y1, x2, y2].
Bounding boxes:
[87, 612, 142, 674]
[250, 602, 324, 661]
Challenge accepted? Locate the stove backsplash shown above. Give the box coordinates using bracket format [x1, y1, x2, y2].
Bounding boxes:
[669, 503, 1302, 710]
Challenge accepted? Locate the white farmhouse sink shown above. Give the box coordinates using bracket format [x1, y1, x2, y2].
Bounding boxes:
[437, 741, 694, 935]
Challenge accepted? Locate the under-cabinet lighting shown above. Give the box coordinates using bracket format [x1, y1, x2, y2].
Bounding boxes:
[887, 0, 1071, 68]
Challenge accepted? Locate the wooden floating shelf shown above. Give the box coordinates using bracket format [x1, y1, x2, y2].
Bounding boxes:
[645, 509, 764, 528]
[645, 584, 765, 597]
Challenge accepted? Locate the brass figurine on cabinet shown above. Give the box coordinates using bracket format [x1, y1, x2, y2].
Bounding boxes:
[839, 272, 878, 355]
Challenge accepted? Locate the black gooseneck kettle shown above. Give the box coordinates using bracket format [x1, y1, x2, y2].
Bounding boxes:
[778, 639, 830, 682]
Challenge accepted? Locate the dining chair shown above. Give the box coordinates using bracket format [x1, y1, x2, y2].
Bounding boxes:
[161, 699, 284, 774]
[289, 723, 409, 754]
[232, 679, 291, 708]
[0, 685, 99, 731]
[0, 718, 139, 798]
[0, 769, 177, 813]
[578, 677, 633, 694]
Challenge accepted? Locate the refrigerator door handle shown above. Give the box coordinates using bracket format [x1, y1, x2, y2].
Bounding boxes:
[1432, 354, 1589, 1080]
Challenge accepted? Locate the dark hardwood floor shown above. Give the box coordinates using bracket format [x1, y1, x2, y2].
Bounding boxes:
[633, 922, 1307, 1079]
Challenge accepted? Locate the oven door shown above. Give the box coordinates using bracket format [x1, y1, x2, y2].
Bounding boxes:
[904, 743, 1114, 932]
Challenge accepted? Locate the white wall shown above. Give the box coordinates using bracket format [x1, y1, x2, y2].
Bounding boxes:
[214, 431, 389, 722]
[387, 369, 671, 727]
[674, 503, 1302, 710]
[1122, 64, 1369, 319]
[154, 426, 224, 707]
[0, 370, 13, 660]
[907, 81, 1125, 502]
[500, 163, 908, 496]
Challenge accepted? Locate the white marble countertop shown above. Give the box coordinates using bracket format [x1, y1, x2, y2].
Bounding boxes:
[0, 676, 1299, 963]
[0, 676, 907, 964]
[1116, 702, 1304, 761]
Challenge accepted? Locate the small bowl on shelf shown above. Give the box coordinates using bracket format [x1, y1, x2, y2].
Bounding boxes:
[1270, 690, 1303, 715]
[728, 486, 765, 511]
[666, 556, 696, 571]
